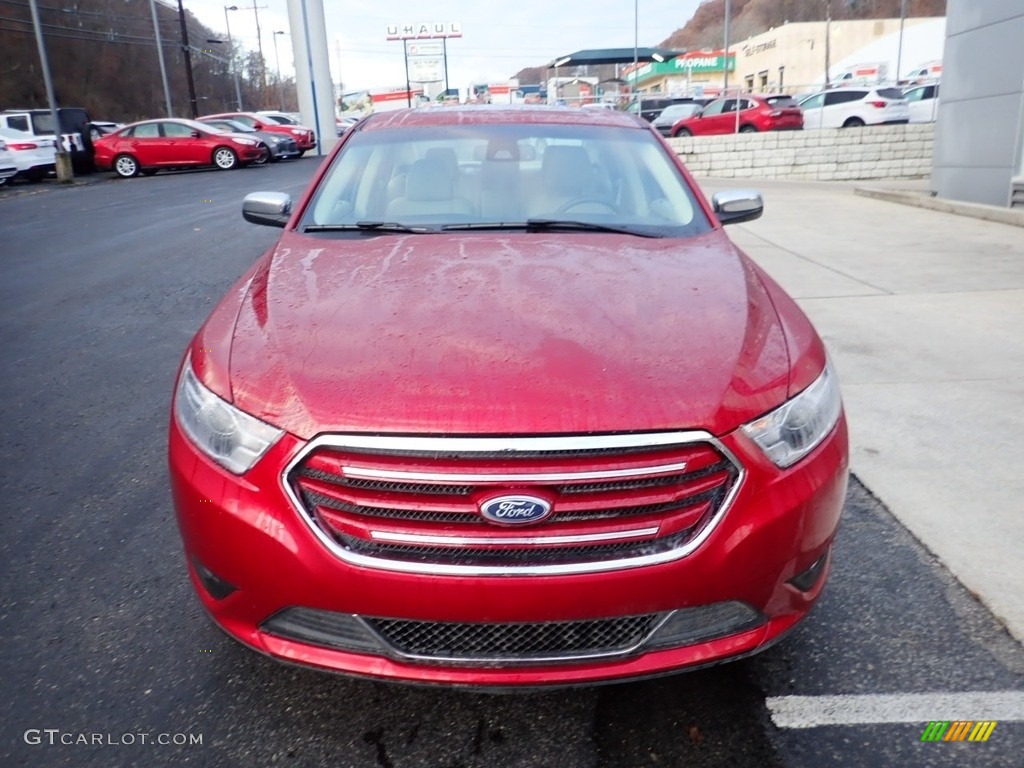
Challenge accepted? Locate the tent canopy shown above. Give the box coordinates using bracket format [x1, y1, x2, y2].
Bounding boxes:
[547, 48, 684, 68]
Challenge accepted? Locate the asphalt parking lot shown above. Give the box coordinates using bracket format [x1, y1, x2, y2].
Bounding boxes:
[1, 160, 1022, 767]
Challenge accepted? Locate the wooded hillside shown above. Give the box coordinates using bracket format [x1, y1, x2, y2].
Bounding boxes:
[0, 0, 297, 120]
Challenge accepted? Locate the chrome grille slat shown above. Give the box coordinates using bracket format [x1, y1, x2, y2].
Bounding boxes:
[302, 481, 726, 525]
[299, 467, 473, 496]
[283, 432, 745, 575]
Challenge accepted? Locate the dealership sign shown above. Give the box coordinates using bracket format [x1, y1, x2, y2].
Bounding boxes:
[407, 42, 444, 56]
[386, 22, 462, 40]
[409, 57, 444, 83]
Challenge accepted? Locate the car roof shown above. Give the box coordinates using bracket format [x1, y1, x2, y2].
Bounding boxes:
[201, 111, 261, 119]
[360, 106, 646, 131]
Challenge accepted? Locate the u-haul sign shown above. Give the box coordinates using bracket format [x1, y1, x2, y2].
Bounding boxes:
[386, 22, 462, 40]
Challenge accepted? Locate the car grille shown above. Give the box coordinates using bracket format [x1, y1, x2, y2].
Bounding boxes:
[366, 614, 660, 661]
[284, 433, 743, 575]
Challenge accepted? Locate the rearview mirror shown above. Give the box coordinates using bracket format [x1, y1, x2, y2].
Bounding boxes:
[243, 191, 292, 228]
[711, 190, 764, 225]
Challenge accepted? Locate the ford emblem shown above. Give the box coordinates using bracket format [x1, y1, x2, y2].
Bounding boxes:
[479, 495, 553, 525]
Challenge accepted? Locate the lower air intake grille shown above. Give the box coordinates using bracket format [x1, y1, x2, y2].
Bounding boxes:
[365, 614, 661, 661]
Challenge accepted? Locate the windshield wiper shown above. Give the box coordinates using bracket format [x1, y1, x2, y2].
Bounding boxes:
[441, 220, 663, 238]
[303, 221, 434, 234]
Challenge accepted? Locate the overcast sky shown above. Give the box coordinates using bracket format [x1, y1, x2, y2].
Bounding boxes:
[183, 0, 705, 93]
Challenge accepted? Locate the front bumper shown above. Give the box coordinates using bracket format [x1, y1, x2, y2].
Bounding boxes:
[169, 416, 848, 686]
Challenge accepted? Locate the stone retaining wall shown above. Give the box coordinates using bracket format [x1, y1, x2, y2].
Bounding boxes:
[669, 123, 935, 181]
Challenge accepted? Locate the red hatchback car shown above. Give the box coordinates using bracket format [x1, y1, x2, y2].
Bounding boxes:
[200, 111, 317, 154]
[93, 118, 265, 177]
[169, 106, 848, 687]
[671, 94, 804, 137]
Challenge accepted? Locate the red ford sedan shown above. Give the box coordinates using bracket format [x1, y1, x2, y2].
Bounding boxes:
[93, 118, 265, 177]
[671, 94, 804, 137]
[169, 106, 848, 687]
[200, 111, 317, 154]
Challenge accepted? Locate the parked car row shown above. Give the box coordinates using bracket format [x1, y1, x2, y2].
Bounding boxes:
[654, 83, 934, 138]
[0, 107, 319, 184]
[88, 111, 318, 178]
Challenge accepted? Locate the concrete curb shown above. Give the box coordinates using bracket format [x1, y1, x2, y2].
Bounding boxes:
[854, 186, 1024, 228]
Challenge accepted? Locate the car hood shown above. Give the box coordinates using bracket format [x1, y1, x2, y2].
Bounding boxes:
[226, 229, 792, 439]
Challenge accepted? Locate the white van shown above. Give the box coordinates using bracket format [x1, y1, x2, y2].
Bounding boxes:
[832, 62, 889, 87]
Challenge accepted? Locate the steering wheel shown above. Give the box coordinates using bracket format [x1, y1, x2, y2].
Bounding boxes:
[554, 198, 618, 215]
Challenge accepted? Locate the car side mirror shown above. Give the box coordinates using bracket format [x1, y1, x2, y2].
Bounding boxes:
[190, 130, 200, 138]
[712, 190, 764, 225]
[243, 191, 292, 228]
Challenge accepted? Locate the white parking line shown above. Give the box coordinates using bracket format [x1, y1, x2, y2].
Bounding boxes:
[766, 692, 1024, 729]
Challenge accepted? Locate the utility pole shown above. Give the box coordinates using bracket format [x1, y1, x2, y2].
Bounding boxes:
[177, 0, 199, 118]
[27, 0, 72, 181]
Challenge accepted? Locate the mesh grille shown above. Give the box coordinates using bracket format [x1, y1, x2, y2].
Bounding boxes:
[365, 614, 662, 660]
[338, 531, 690, 566]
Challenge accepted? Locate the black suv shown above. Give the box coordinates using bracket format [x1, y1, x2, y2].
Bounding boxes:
[626, 96, 710, 122]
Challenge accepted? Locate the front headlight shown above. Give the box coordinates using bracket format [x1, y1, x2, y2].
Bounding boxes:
[174, 358, 283, 474]
[741, 362, 842, 468]
[232, 137, 258, 146]
[290, 129, 303, 135]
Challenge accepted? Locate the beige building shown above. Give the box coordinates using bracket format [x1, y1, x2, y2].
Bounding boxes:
[632, 17, 942, 97]
[735, 17, 938, 93]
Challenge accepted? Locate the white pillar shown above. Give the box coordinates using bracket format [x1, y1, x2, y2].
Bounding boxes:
[286, 0, 337, 154]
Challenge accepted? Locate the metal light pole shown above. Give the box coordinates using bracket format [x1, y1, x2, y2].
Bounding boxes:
[633, 0, 640, 115]
[252, 0, 267, 97]
[177, 0, 199, 118]
[824, 0, 832, 89]
[272, 31, 286, 110]
[27, 0, 72, 181]
[403, 39, 411, 107]
[223, 5, 244, 110]
[895, 0, 907, 83]
[723, 0, 730, 94]
[150, 0, 173, 116]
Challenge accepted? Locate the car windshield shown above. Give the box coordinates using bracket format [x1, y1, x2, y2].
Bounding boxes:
[208, 120, 254, 133]
[655, 105, 701, 123]
[31, 112, 55, 134]
[262, 114, 297, 125]
[765, 96, 798, 108]
[303, 121, 711, 238]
